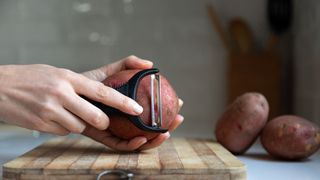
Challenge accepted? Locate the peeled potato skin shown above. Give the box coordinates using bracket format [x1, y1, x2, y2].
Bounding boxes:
[102, 69, 179, 140]
[261, 115, 320, 160]
[215, 92, 269, 154]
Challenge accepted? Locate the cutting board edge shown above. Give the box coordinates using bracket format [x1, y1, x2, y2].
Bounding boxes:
[3, 169, 247, 180]
[3, 165, 246, 174]
[4, 174, 246, 180]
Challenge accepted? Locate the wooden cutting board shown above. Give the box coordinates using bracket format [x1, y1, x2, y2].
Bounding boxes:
[3, 137, 246, 180]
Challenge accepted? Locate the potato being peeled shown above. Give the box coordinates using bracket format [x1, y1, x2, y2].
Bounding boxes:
[102, 69, 179, 140]
[261, 115, 320, 160]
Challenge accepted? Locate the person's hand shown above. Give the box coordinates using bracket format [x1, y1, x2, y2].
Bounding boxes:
[81, 55, 184, 151]
[0, 63, 144, 135]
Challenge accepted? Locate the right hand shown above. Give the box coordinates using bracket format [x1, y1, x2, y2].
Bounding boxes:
[0, 64, 143, 135]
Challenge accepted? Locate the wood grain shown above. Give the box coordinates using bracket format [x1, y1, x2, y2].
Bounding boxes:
[3, 137, 246, 180]
[188, 139, 225, 169]
[137, 148, 160, 174]
[172, 138, 207, 172]
[158, 139, 183, 173]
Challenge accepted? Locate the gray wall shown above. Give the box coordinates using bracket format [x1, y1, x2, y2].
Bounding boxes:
[0, 0, 271, 138]
[293, 0, 320, 125]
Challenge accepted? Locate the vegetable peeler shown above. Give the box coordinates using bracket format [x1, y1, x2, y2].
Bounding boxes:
[83, 68, 167, 133]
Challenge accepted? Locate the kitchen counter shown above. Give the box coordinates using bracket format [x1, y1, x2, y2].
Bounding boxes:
[238, 141, 320, 180]
[0, 125, 319, 179]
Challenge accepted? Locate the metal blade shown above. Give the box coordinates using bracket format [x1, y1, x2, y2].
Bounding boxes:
[150, 74, 162, 127]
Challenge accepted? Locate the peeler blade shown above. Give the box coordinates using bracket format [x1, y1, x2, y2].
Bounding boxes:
[150, 74, 162, 128]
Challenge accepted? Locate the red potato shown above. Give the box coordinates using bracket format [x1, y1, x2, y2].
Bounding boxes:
[102, 69, 179, 140]
[215, 92, 269, 154]
[261, 115, 320, 160]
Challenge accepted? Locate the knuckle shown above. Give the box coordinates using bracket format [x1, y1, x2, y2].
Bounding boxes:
[96, 83, 109, 99]
[91, 113, 102, 126]
[121, 97, 132, 110]
[56, 68, 76, 84]
[46, 82, 69, 100]
[49, 87, 63, 99]
[89, 112, 103, 128]
[39, 102, 55, 119]
[59, 68, 73, 78]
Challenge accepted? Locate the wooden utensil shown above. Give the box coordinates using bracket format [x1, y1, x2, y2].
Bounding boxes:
[228, 18, 253, 54]
[3, 137, 246, 180]
[207, 4, 233, 54]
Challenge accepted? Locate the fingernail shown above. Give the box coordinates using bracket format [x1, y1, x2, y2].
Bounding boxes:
[178, 99, 184, 106]
[177, 114, 184, 122]
[133, 102, 143, 114]
[167, 133, 171, 139]
[140, 138, 147, 144]
[142, 59, 153, 66]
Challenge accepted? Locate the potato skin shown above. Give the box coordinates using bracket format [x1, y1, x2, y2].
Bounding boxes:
[261, 115, 320, 160]
[215, 92, 269, 154]
[102, 69, 179, 140]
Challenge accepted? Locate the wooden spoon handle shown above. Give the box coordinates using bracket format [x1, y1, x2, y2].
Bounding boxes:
[207, 4, 232, 54]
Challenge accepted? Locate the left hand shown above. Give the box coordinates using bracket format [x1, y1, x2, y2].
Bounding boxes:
[81, 55, 184, 151]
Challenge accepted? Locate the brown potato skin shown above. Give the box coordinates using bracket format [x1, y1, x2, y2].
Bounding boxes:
[261, 115, 320, 160]
[215, 92, 269, 154]
[102, 69, 179, 140]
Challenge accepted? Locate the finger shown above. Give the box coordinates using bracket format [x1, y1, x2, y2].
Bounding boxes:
[81, 125, 107, 141]
[71, 75, 143, 116]
[138, 132, 170, 151]
[82, 56, 153, 82]
[1, 102, 70, 136]
[40, 121, 70, 136]
[102, 136, 147, 151]
[105, 55, 153, 77]
[63, 92, 110, 130]
[169, 114, 184, 132]
[82, 126, 147, 151]
[51, 106, 86, 134]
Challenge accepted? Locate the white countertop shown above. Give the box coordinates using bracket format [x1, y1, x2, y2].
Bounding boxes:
[238, 141, 320, 180]
[0, 125, 319, 179]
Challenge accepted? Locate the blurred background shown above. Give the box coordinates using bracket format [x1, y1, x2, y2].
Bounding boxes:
[0, 0, 319, 139]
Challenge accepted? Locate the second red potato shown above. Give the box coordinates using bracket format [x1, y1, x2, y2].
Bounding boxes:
[215, 93, 269, 154]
